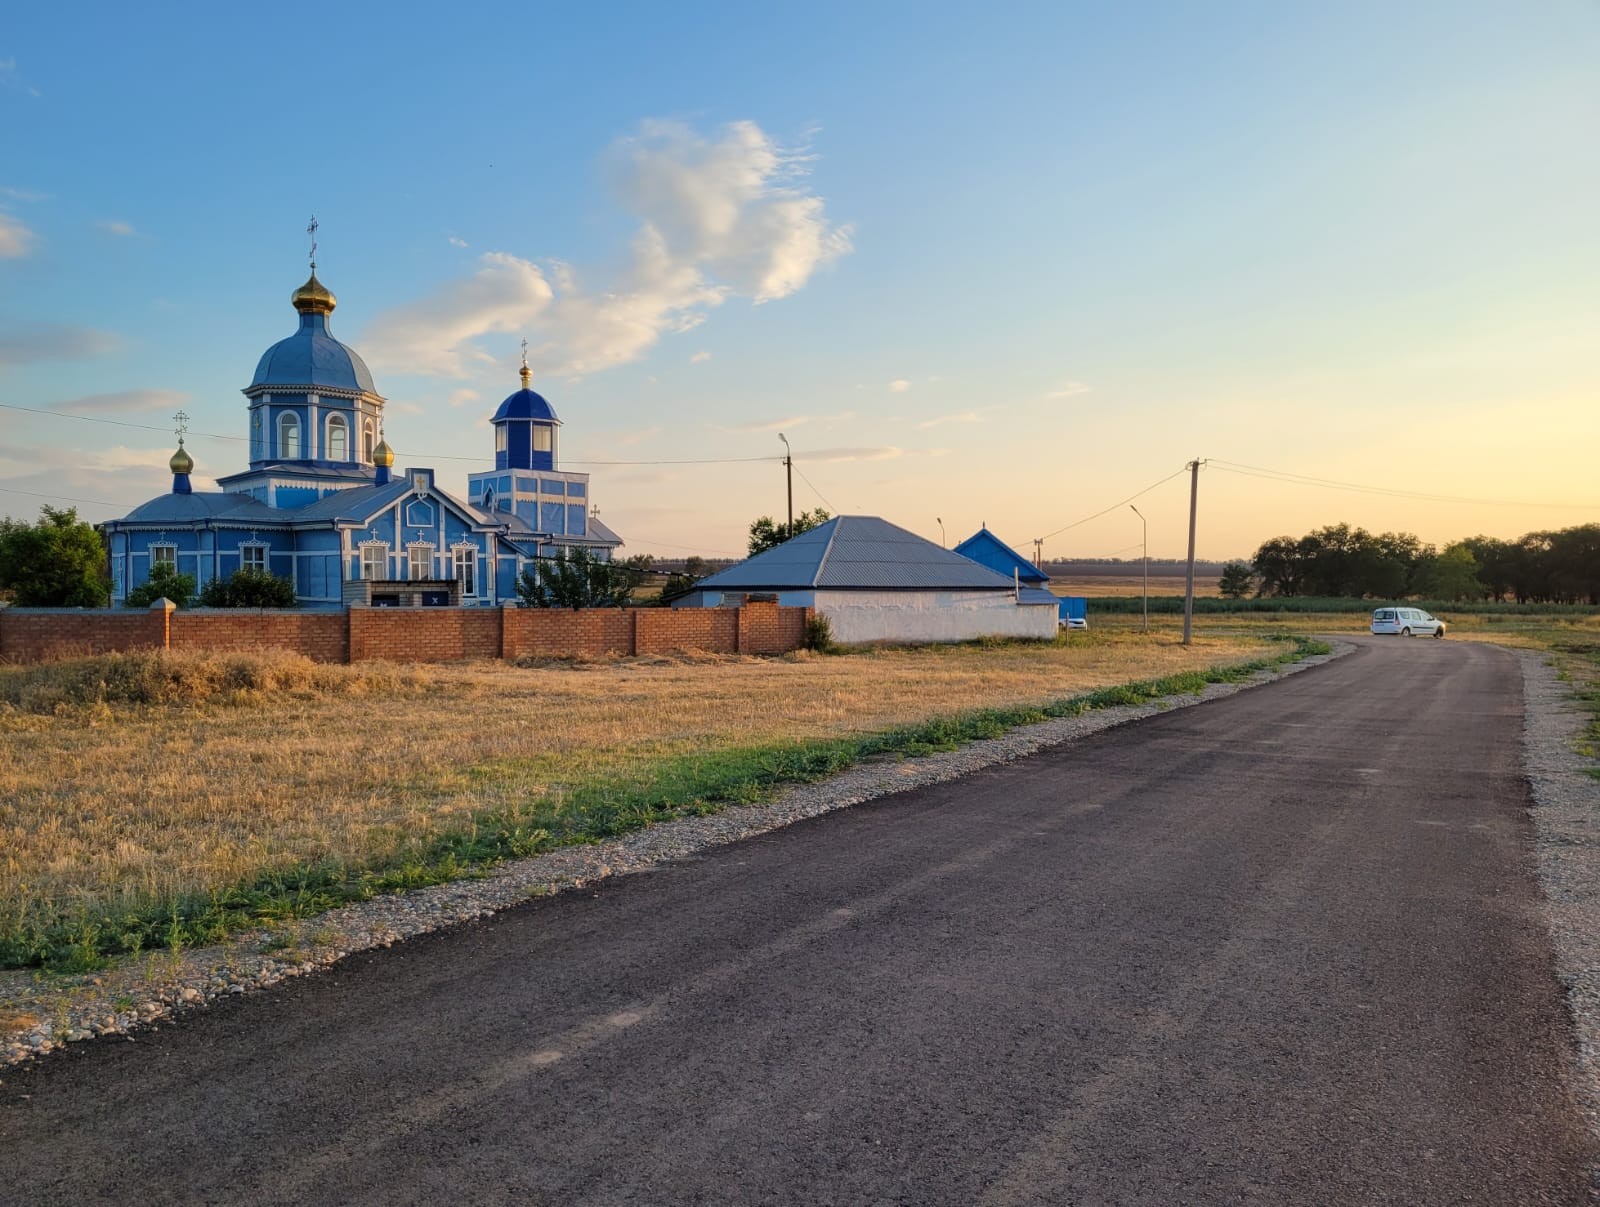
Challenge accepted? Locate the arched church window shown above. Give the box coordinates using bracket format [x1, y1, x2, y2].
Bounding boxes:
[328, 414, 348, 462]
[363, 420, 375, 462]
[482, 487, 495, 511]
[278, 413, 300, 460]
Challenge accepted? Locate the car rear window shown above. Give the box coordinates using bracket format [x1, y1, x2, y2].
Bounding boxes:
[1374, 609, 1396, 620]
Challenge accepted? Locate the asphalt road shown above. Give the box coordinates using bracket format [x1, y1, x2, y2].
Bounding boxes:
[2, 637, 1594, 1205]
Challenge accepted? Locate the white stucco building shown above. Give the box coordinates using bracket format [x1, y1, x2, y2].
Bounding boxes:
[673, 515, 1058, 644]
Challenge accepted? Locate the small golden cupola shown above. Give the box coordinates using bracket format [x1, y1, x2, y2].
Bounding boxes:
[169, 439, 194, 495]
[291, 270, 337, 316]
[372, 435, 395, 485]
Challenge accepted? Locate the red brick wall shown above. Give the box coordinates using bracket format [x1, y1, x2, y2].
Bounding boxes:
[0, 604, 808, 664]
[347, 608, 502, 663]
[169, 610, 350, 663]
[633, 607, 739, 654]
[0, 608, 165, 662]
[737, 599, 810, 655]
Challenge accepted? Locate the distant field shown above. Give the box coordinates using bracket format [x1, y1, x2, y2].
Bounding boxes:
[1052, 575, 1224, 599]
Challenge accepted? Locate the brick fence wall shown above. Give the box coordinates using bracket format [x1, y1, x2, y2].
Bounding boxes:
[0, 600, 811, 665]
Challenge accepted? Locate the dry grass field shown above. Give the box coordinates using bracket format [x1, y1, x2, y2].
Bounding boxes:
[0, 631, 1289, 966]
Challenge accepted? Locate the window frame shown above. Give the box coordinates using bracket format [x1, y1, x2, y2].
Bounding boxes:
[240, 543, 268, 574]
[278, 412, 301, 460]
[149, 544, 178, 569]
[359, 544, 387, 581]
[327, 413, 349, 462]
[452, 545, 477, 596]
[407, 545, 433, 582]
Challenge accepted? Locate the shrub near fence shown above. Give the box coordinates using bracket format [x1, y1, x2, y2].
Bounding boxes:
[0, 600, 812, 665]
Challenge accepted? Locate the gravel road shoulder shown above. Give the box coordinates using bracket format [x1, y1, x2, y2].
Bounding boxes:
[1521, 648, 1600, 1152]
[2, 642, 1352, 1069]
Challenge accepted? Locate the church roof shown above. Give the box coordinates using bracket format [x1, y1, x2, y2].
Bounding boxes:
[248, 272, 377, 395]
[953, 528, 1050, 585]
[116, 492, 283, 525]
[491, 387, 560, 424]
[696, 515, 1020, 592]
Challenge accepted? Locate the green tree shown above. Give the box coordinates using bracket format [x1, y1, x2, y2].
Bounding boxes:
[1411, 544, 1484, 602]
[1217, 560, 1256, 599]
[515, 548, 634, 609]
[1251, 536, 1305, 597]
[748, 508, 830, 557]
[0, 505, 111, 607]
[197, 568, 297, 608]
[124, 562, 196, 609]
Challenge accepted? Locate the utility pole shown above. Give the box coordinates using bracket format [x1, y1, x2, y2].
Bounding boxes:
[1033, 538, 1043, 570]
[778, 432, 793, 539]
[1182, 458, 1200, 646]
[1130, 504, 1148, 634]
[936, 517, 945, 547]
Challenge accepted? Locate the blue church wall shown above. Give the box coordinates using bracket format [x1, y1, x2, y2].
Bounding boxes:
[566, 505, 587, 536]
[276, 485, 320, 509]
[541, 502, 566, 534]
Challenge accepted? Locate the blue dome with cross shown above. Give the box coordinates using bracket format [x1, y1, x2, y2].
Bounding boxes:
[249, 271, 378, 395]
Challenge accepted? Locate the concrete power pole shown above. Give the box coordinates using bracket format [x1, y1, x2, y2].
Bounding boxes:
[1182, 458, 1200, 646]
[778, 433, 794, 539]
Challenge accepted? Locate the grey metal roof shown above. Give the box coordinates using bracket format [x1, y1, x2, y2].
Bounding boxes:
[114, 492, 284, 525]
[696, 515, 1021, 592]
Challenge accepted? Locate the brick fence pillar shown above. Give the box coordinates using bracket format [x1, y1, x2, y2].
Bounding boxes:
[346, 605, 365, 663]
[150, 598, 175, 650]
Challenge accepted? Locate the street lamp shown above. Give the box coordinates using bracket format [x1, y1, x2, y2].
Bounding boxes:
[1130, 505, 1148, 633]
[936, 517, 945, 547]
[778, 432, 793, 539]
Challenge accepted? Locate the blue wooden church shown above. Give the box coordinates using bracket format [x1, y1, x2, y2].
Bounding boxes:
[103, 266, 623, 607]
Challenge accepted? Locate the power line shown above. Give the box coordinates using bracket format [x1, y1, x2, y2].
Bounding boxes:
[0, 484, 140, 509]
[792, 463, 836, 512]
[0, 402, 785, 467]
[1209, 459, 1599, 510]
[1037, 465, 1191, 542]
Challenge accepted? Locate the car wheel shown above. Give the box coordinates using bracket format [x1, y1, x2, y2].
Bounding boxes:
[1401, 627, 1411, 637]
[1434, 627, 1445, 639]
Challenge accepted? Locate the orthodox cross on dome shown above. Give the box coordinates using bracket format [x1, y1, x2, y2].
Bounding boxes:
[306, 214, 319, 272]
[173, 409, 190, 444]
[519, 338, 532, 388]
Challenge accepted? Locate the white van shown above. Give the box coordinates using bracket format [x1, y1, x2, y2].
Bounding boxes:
[1371, 607, 1446, 638]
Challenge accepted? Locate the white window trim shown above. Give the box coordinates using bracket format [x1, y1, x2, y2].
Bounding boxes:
[451, 543, 478, 597]
[362, 419, 375, 463]
[326, 413, 349, 462]
[278, 412, 301, 460]
[149, 544, 178, 568]
[358, 541, 388, 581]
[406, 543, 434, 581]
[240, 542, 269, 573]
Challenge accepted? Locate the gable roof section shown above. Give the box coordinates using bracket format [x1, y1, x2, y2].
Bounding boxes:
[697, 515, 1020, 592]
[953, 528, 1049, 584]
[114, 492, 285, 526]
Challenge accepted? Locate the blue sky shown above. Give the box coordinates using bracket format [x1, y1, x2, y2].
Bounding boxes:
[3, 1, 1597, 559]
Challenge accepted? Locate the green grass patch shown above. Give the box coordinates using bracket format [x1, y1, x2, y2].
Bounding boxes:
[0, 636, 1329, 972]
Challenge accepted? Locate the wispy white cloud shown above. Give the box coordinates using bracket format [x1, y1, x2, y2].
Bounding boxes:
[96, 220, 137, 238]
[362, 252, 554, 376]
[888, 379, 911, 393]
[914, 410, 990, 430]
[0, 325, 121, 366]
[448, 235, 469, 248]
[47, 388, 187, 415]
[0, 186, 48, 203]
[711, 414, 812, 434]
[0, 58, 40, 97]
[611, 423, 664, 446]
[447, 387, 481, 409]
[690, 350, 711, 364]
[363, 118, 851, 380]
[0, 213, 33, 258]
[796, 446, 948, 463]
[1045, 381, 1091, 399]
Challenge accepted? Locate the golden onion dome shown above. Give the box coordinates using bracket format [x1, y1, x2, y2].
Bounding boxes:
[169, 440, 194, 475]
[372, 437, 395, 468]
[291, 270, 337, 315]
